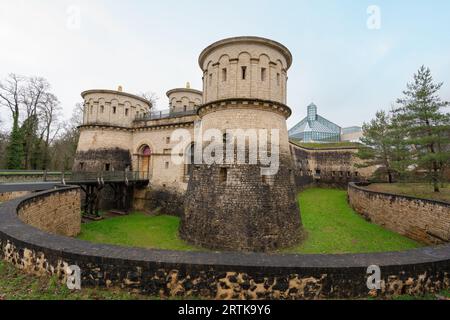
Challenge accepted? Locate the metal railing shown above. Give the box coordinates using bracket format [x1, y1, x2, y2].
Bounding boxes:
[135, 108, 197, 121]
[68, 171, 151, 183]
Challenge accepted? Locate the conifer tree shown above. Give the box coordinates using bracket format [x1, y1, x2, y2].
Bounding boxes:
[394, 66, 450, 192]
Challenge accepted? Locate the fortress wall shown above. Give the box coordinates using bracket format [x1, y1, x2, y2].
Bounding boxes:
[1, 189, 449, 299]
[290, 144, 375, 187]
[201, 40, 290, 105]
[133, 126, 195, 192]
[16, 187, 81, 238]
[200, 105, 292, 155]
[348, 183, 450, 245]
[167, 89, 203, 113]
[76, 127, 133, 153]
[0, 191, 31, 202]
[83, 91, 150, 128]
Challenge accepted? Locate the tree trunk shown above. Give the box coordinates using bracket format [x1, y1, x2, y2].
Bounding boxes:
[387, 171, 393, 184]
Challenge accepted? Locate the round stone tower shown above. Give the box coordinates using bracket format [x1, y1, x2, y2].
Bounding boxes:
[74, 87, 152, 172]
[166, 83, 203, 113]
[180, 36, 303, 252]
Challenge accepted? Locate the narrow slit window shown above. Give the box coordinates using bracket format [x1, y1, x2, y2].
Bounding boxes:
[277, 73, 281, 86]
[125, 108, 129, 116]
[105, 163, 111, 171]
[100, 105, 104, 113]
[222, 68, 227, 82]
[261, 68, 267, 81]
[219, 168, 227, 183]
[209, 73, 213, 85]
[241, 66, 247, 80]
[113, 107, 117, 114]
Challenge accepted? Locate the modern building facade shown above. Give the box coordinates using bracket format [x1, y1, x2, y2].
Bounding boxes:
[289, 103, 363, 143]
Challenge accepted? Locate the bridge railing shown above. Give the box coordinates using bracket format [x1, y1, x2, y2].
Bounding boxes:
[68, 171, 151, 183]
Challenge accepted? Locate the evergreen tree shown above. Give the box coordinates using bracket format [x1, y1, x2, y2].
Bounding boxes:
[5, 123, 24, 169]
[356, 111, 399, 183]
[394, 66, 450, 192]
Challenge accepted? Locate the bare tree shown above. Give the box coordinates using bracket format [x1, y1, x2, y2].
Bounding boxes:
[21, 77, 52, 169]
[38, 93, 62, 170]
[139, 91, 158, 110]
[0, 74, 25, 128]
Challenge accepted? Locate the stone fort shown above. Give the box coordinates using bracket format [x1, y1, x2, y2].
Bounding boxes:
[74, 36, 374, 252]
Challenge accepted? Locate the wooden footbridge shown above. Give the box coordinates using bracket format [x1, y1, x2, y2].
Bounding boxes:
[62, 171, 150, 218]
[0, 170, 150, 218]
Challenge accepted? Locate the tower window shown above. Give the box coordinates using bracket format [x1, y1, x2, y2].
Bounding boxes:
[222, 68, 227, 82]
[261, 68, 267, 81]
[277, 73, 281, 86]
[219, 168, 228, 183]
[165, 162, 170, 169]
[79, 162, 85, 170]
[90, 106, 94, 114]
[209, 73, 212, 85]
[105, 163, 111, 171]
[113, 107, 117, 114]
[125, 108, 129, 116]
[183, 106, 187, 112]
[100, 105, 104, 113]
[262, 174, 274, 186]
[166, 137, 170, 144]
[241, 66, 247, 80]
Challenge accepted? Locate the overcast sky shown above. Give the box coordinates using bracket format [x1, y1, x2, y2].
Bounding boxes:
[1, 0, 450, 130]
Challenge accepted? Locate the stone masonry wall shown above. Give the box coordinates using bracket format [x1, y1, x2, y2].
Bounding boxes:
[290, 143, 375, 188]
[0, 188, 449, 299]
[348, 183, 450, 245]
[0, 191, 30, 202]
[17, 188, 81, 237]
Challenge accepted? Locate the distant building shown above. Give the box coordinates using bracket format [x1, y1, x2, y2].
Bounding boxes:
[289, 103, 341, 143]
[289, 103, 363, 143]
[341, 126, 363, 143]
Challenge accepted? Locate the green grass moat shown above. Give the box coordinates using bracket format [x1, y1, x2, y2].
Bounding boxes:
[77, 188, 424, 254]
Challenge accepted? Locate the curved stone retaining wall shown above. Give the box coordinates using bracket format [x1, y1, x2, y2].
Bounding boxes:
[0, 188, 449, 299]
[0, 191, 30, 202]
[348, 183, 450, 245]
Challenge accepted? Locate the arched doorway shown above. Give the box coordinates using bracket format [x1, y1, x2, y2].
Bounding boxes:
[138, 145, 152, 179]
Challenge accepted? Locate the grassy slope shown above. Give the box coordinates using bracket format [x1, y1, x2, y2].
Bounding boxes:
[0, 260, 150, 300]
[283, 188, 422, 254]
[367, 183, 450, 203]
[79, 189, 422, 254]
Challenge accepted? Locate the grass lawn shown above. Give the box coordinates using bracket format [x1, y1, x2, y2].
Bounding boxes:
[290, 140, 361, 149]
[367, 183, 450, 203]
[78, 188, 423, 254]
[0, 260, 151, 300]
[283, 189, 423, 254]
[78, 214, 198, 251]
